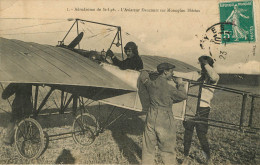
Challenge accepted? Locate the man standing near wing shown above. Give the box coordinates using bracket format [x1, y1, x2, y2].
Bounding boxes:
[183, 55, 219, 164]
[106, 41, 143, 71]
[2, 83, 33, 145]
[139, 63, 187, 164]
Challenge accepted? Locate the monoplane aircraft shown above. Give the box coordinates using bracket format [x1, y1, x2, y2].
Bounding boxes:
[0, 18, 259, 159]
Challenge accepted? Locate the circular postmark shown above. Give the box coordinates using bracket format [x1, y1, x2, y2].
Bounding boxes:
[199, 22, 252, 62]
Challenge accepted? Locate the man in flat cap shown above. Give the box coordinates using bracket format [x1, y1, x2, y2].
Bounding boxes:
[139, 62, 187, 164]
[183, 55, 219, 164]
[106, 41, 143, 71]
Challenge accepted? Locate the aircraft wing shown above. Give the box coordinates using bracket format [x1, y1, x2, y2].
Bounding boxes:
[141, 55, 199, 72]
[0, 37, 135, 91]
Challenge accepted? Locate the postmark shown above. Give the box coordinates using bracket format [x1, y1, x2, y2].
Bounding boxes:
[199, 1, 256, 62]
[199, 22, 233, 61]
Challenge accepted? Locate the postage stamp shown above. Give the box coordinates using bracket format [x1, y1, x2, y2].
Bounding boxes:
[219, 1, 256, 43]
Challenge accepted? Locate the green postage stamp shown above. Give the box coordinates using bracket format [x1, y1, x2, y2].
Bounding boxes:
[219, 1, 255, 43]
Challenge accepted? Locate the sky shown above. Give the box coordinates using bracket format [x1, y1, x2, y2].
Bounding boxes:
[0, 0, 259, 74]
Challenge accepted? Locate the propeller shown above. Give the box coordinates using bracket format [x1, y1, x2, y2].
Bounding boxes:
[68, 32, 84, 49]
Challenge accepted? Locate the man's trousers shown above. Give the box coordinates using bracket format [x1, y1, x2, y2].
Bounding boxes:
[183, 107, 211, 159]
[142, 106, 177, 165]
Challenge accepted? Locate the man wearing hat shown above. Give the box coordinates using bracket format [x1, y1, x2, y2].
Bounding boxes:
[106, 41, 143, 71]
[139, 63, 187, 164]
[183, 55, 219, 164]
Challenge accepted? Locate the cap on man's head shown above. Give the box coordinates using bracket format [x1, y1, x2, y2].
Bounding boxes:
[198, 55, 214, 67]
[124, 41, 138, 50]
[157, 63, 175, 73]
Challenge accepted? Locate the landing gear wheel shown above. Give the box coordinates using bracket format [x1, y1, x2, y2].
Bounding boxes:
[72, 113, 99, 146]
[14, 118, 45, 159]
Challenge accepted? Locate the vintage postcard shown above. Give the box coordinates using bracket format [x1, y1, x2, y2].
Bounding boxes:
[0, 0, 259, 164]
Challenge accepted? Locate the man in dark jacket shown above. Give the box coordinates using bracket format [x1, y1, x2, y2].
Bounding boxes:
[139, 63, 187, 164]
[2, 83, 33, 145]
[106, 41, 143, 71]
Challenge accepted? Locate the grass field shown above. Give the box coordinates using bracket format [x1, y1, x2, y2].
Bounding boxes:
[0, 84, 259, 164]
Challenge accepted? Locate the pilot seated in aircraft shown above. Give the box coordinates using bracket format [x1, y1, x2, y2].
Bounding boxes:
[106, 41, 143, 71]
[2, 83, 33, 145]
[139, 63, 187, 164]
[183, 55, 219, 164]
